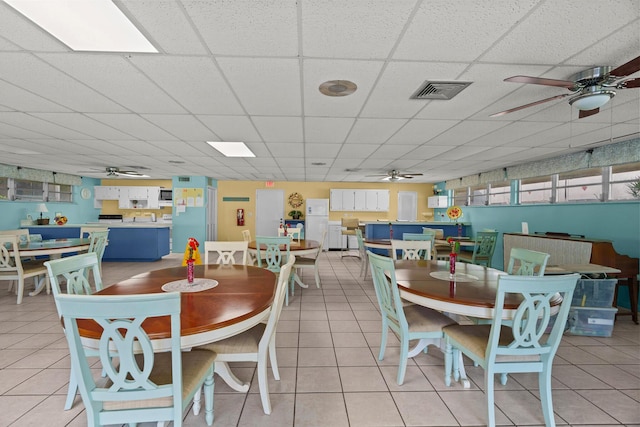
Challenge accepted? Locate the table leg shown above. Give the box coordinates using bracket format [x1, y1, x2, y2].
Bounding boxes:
[292, 271, 309, 289]
[29, 253, 61, 297]
[214, 361, 250, 392]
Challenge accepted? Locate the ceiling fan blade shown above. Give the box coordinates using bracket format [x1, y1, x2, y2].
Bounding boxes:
[490, 93, 571, 117]
[504, 75, 576, 89]
[620, 77, 640, 88]
[609, 55, 640, 78]
[400, 173, 423, 177]
[578, 108, 599, 119]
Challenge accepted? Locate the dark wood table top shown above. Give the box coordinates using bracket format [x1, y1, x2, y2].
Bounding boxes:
[392, 260, 562, 319]
[78, 264, 277, 346]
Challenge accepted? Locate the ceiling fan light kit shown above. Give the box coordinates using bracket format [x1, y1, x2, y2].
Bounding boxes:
[491, 56, 639, 118]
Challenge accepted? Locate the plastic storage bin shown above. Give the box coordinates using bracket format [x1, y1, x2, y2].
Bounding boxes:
[571, 279, 617, 308]
[566, 306, 618, 337]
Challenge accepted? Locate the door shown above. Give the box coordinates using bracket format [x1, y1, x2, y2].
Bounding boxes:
[397, 191, 417, 221]
[207, 187, 217, 241]
[256, 189, 284, 237]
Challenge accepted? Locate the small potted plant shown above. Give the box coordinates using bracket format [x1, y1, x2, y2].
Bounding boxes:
[288, 210, 303, 219]
[627, 176, 640, 199]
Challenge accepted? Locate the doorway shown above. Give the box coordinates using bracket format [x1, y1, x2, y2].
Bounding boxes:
[256, 190, 284, 237]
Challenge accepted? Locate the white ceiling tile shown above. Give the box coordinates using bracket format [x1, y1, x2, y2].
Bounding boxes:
[304, 144, 341, 158]
[346, 118, 407, 143]
[0, 112, 92, 139]
[266, 142, 304, 158]
[30, 113, 134, 140]
[38, 53, 186, 114]
[86, 114, 177, 140]
[338, 143, 381, 159]
[185, 0, 298, 56]
[465, 121, 561, 147]
[482, 0, 640, 64]
[427, 121, 508, 146]
[253, 117, 303, 142]
[0, 53, 126, 113]
[0, 80, 70, 113]
[217, 58, 301, 116]
[386, 119, 460, 144]
[120, 0, 208, 55]
[141, 114, 217, 140]
[302, 0, 416, 59]
[197, 116, 262, 143]
[369, 144, 417, 159]
[131, 56, 244, 115]
[304, 117, 355, 143]
[566, 20, 640, 68]
[394, 0, 539, 61]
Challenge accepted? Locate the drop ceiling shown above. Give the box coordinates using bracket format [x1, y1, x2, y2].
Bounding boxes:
[0, 0, 638, 183]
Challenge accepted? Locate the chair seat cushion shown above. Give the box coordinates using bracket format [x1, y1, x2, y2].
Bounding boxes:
[103, 349, 216, 410]
[443, 324, 540, 362]
[197, 323, 266, 354]
[404, 305, 457, 332]
[294, 257, 316, 266]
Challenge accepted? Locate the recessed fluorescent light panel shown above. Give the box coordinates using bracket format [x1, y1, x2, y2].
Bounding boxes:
[206, 141, 255, 158]
[4, 0, 157, 52]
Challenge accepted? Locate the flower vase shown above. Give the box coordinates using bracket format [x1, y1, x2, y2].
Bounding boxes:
[187, 259, 194, 284]
[449, 252, 457, 279]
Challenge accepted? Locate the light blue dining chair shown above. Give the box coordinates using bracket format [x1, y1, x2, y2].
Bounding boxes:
[255, 236, 293, 304]
[458, 230, 498, 268]
[443, 273, 579, 427]
[56, 292, 217, 427]
[86, 229, 109, 276]
[507, 247, 551, 276]
[367, 250, 457, 385]
[45, 252, 105, 410]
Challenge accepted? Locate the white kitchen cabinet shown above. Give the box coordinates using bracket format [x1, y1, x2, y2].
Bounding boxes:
[428, 196, 448, 208]
[94, 186, 120, 200]
[330, 189, 389, 212]
[147, 187, 160, 209]
[330, 189, 343, 211]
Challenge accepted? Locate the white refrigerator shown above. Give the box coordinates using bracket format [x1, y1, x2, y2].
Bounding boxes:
[305, 199, 329, 250]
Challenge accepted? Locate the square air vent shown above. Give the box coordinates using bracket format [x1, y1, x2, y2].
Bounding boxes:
[410, 81, 472, 100]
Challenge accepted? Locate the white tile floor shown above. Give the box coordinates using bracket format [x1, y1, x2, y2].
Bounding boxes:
[1, 251, 639, 426]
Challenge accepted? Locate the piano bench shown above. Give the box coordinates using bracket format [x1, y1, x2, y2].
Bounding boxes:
[614, 276, 639, 325]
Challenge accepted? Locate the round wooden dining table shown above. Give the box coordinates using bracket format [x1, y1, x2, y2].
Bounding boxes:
[15, 238, 91, 297]
[392, 259, 562, 319]
[248, 239, 320, 288]
[77, 264, 276, 392]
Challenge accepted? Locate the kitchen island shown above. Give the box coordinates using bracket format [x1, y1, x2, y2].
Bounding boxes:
[363, 221, 469, 240]
[26, 223, 171, 262]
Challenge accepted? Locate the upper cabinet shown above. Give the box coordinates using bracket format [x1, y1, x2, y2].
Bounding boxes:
[330, 189, 389, 212]
[427, 196, 448, 208]
[93, 186, 163, 209]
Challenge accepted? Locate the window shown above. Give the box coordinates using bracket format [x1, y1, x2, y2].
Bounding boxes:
[14, 179, 44, 201]
[0, 177, 8, 201]
[469, 185, 488, 206]
[488, 181, 511, 205]
[452, 187, 468, 206]
[520, 176, 553, 204]
[609, 162, 640, 201]
[557, 167, 603, 202]
[47, 183, 73, 202]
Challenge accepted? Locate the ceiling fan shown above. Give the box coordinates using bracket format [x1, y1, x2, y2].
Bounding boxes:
[491, 55, 640, 119]
[77, 167, 148, 178]
[367, 169, 423, 182]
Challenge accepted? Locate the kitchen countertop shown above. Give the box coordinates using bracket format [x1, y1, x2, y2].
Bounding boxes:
[28, 222, 172, 228]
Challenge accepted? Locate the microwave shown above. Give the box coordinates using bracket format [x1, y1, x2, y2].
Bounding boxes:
[159, 189, 173, 201]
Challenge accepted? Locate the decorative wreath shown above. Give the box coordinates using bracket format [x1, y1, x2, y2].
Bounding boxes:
[288, 192, 303, 208]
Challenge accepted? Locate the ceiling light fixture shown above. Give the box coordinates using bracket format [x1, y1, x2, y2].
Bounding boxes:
[319, 80, 357, 97]
[206, 141, 255, 157]
[4, 0, 157, 52]
[569, 87, 615, 111]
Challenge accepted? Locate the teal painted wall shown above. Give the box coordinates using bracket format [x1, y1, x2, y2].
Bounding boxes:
[171, 176, 217, 254]
[0, 177, 101, 231]
[442, 201, 639, 309]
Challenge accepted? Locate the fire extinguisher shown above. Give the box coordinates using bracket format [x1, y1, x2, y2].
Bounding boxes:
[237, 208, 244, 226]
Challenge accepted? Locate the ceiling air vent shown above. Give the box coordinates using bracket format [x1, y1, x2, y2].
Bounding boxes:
[410, 81, 472, 100]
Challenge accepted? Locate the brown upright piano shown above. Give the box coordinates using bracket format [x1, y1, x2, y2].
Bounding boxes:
[504, 233, 639, 324]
